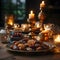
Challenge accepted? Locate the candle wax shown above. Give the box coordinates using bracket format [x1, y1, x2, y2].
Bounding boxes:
[29, 11, 35, 19]
[40, 1, 45, 8]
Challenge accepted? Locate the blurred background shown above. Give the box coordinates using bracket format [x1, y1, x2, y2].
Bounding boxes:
[1, 0, 60, 27]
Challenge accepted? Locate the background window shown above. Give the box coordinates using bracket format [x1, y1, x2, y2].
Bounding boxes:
[2, 0, 26, 22]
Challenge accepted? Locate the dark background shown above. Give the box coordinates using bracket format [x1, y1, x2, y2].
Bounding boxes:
[1, 0, 60, 27]
[26, 0, 60, 25]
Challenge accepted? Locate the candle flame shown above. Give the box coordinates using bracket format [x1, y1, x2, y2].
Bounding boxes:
[54, 35, 60, 43]
[10, 22, 13, 25]
[30, 10, 33, 14]
[42, 1, 45, 4]
[40, 1, 45, 8]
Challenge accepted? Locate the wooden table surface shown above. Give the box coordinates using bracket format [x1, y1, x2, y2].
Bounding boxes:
[0, 42, 60, 60]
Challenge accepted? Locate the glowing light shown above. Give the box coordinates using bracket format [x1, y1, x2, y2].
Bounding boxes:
[54, 35, 60, 43]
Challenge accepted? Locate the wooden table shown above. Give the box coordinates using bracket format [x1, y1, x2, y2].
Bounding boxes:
[0, 43, 60, 60]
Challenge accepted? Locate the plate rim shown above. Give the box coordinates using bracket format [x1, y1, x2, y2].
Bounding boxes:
[7, 46, 54, 53]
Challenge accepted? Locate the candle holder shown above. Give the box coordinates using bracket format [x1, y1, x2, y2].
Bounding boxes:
[38, 1, 46, 31]
[6, 15, 14, 29]
[27, 10, 36, 31]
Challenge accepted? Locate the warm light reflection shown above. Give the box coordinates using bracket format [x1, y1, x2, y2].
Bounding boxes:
[21, 24, 27, 31]
[34, 36, 41, 41]
[14, 24, 18, 28]
[44, 25, 51, 31]
[54, 47, 60, 53]
[22, 24, 27, 29]
[54, 35, 60, 53]
[35, 22, 40, 28]
[42, 25, 50, 33]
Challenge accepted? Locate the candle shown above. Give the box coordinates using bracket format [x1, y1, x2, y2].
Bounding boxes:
[7, 15, 14, 26]
[54, 35, 60, 53]
[40, 1, 45, 8]
[54, 35, 60, 43]
[8, 19, 13, 25]
[29, 10, 35, 19]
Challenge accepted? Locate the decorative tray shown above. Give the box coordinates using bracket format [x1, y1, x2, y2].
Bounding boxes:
[7, 42, 55, 53]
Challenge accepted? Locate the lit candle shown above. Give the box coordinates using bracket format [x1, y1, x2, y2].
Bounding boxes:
[54, 35, 60, 43]
[8, 19, 13, 26]
[40, 1, 45, 8]
[29, 10, 35, 19]
[7, 15, 14, 26]
[54, 35, 60, 53]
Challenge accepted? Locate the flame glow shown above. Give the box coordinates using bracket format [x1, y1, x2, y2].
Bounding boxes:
[30, 10, 33, 14]
[54, 35, 60, 43]
[42, 1, 45, 4]
[35, 22, 40, 28]
[8, 19, 13, 25]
